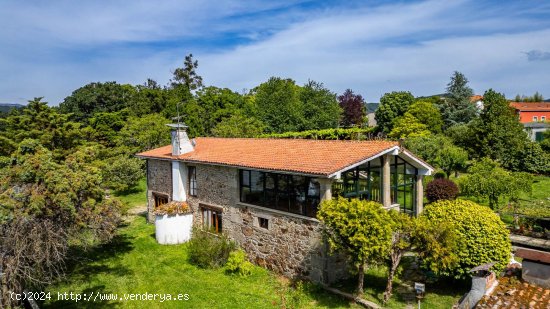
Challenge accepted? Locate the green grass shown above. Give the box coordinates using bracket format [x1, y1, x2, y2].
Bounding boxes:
[331, 260, 467, 309]
[43, 215, 358, 309]
[113, 178, 147, 212]
[451, 174, 550, 213]
[43, 214, 465, 308]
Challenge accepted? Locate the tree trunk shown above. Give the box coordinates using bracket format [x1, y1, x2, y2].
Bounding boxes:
[357, 260, 366, 296]
[383, 253, 402, 304]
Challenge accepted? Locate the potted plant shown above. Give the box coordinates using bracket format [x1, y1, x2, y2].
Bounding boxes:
[154, 201, 193, 244]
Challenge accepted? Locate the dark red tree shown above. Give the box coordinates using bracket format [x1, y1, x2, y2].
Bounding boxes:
[338, 89, 366, 127]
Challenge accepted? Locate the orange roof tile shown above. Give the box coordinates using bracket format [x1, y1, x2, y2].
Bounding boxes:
[470, 95, 483, 102]
[136, 138, 400, 176]
[510, 102, 550, 111]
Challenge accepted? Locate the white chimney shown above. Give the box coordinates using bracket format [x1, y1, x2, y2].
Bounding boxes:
[167, 123, 194, 156]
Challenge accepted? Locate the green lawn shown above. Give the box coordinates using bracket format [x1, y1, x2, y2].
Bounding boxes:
[113, 178, 147, 212]
[44, 214, 464, 308]
[44, 215, 358, 309]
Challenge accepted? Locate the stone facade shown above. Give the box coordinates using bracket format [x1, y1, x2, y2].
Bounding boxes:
[147, 161, 348, 283]
[146, 159, 172, 222]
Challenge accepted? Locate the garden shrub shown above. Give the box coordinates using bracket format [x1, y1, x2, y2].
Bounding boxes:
[421, 199, 511, 279]
[433, 171, 447, 179]
[426, 178, 459, 202]
[225, 249, 254, 276]
[187, 228, 236, 268]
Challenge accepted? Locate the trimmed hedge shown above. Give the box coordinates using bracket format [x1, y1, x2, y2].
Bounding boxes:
[421, 199, 511, 279]
[259, 127, 377, 140]
[426, 178, 459, 202]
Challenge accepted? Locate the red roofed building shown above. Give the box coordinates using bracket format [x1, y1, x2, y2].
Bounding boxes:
[510, 102, 550, 123]
[510, 102, 550, 142]
[136, 124, 433, 283]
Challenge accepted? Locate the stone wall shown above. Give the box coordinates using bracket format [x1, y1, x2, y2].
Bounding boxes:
[186, 164, 348, 283]
[146, 159, 172, 222]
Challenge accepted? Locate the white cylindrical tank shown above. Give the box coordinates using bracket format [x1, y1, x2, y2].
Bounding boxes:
[155, 213, 193, 244]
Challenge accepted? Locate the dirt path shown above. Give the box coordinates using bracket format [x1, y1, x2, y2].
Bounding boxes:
[122, 205, 147, 222]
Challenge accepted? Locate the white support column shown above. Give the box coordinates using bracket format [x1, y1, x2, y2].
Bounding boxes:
[415, 175, 424, 216]
[382, 154, 391, 208]
[318, 178, 333, 201]
[172, 161, 187, 202]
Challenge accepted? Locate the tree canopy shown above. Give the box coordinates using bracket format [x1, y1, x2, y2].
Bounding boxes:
[375, 91, 415, 133]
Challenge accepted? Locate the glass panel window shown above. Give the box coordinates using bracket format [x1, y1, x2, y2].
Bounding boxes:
[238, 169, 320, 217]
[202, 206, 222, 233]
[188, 166, 197, 196]
[153, 193, 168, 208]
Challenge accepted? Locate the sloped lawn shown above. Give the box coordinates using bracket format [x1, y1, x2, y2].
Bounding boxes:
[43, 215, 357, 309]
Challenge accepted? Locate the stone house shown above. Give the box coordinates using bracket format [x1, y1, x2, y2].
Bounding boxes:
[136, 124, 434, 283]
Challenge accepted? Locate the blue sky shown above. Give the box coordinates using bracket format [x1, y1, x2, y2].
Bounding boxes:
[1, 0, 549, 105]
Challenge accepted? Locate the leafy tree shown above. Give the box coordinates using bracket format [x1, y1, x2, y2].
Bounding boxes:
[468, 89, 528, 169]
[436, 144, 468, 178]
[212, 113, 266, 137]
[116, 114, 171, 154]
[514, 92, 544, 102]
[388, 113, 431, 139]
[375, 91, 414, 133]
[338, 89, 365, 127]
[317, 198, 392, 296]
[0, 141, 122, 306]
[171, 53, 203, 92]
[129, 79, 170, 116]
[459, 158, 532, 210]
[383, 211, 414, 304]
[59, 82, 135, 123]
[438, 71, 477, 128]
[403, 135, 452, 165]
[421, 199, 511, 279]
[407, 100, 443, 133]
[196, 86, 245, 135]
[87, 110, 129, 147]
[0, 97, 83, 159]
[253, 77, 303, 133]
[516, 141, 550, 174]
[102, 155, 145, 192]
[300, 80, 342, 130]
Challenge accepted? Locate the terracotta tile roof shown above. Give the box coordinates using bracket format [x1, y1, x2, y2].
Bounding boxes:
[510, 102, 550, 111]
[470, 95, 483, 102]
[136, 138, 399, 176]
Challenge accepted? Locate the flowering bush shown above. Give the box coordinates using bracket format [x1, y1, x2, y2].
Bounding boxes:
[154, 201, 191, 215]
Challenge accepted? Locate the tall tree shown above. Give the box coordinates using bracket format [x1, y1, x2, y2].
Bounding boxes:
[375, 91, 414, 133]
[468, 89, 528, 167]
[407, 100, 443, 133]
[171, 53, 203, 92]
[438, 71, 477, 128]
[300, 80, 342, 130]
[0, 98, 83, 159]
[196, 86, 245, 135]
[253, 77, 303, 133]
[59, 82, 135, 123]
[459, 158, 532, 210]
[317, 198, 392, 296]
[338, 89, 365, 127]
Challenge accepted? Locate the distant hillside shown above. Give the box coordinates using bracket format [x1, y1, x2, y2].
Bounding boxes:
[0, 103, 24, 113]
[365, 102, 379, 113]
[545, 99, 550, 102]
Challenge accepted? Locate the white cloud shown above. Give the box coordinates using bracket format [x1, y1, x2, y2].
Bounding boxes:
[0, 0, 549, 104]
